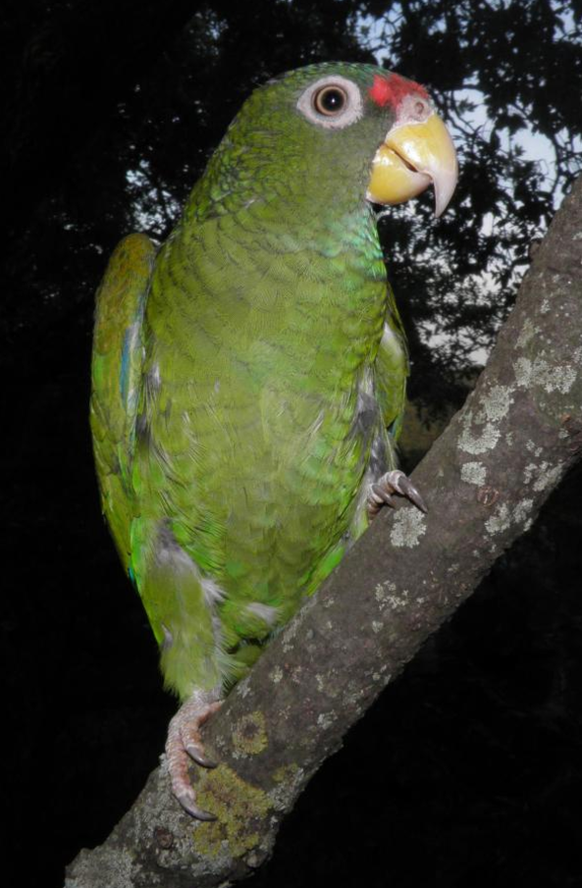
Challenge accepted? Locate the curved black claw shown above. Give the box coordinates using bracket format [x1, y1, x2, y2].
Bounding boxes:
[175, 788, 218, 822]
[388, 470, 428, 513]
[367, 470, 428, 520]
[185, 743, 219, 770]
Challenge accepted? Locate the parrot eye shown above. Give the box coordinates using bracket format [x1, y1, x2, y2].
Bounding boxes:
[297, 75, 363, 129]
[313, 86, 348, 116]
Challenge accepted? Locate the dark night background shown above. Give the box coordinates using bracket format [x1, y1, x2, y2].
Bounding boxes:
[2, 2, 582, 886]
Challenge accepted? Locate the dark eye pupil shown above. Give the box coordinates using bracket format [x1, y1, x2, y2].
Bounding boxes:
[322, 89, 343, 111]
[315, 87, 347, 115]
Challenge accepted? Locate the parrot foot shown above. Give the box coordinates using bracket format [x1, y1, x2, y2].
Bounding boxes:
[165, 693, 223, 820]
[367, 470, 428, 520]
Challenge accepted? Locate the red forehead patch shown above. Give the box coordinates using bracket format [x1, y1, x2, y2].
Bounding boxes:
[368, 73, 429, 108]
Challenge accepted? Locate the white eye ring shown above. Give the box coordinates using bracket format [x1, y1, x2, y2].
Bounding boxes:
[297, 75, 363, 130]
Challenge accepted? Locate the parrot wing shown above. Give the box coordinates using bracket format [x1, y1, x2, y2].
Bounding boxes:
[376, 286, 409, 442]
[363, 286, 427, 520]
[90, 233, 157, 574]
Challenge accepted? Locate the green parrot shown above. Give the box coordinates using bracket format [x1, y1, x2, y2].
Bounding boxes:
[90, 62, 457, 819]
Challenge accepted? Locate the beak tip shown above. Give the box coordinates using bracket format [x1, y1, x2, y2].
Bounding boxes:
[433, 168, 458, 218]
[434, 198, 446, 218]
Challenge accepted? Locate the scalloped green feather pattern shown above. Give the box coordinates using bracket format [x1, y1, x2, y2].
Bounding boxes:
[91, 63, 408, 700]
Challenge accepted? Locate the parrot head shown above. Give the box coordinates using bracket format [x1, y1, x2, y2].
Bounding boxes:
[205, 62, 458, 220]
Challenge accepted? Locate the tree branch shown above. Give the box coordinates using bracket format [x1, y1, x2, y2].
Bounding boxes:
[65, 174, 582, 888]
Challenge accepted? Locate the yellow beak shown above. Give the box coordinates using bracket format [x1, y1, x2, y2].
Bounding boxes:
[367, 112, 458, 217]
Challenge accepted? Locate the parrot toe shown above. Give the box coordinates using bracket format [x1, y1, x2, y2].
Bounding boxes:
[165, 694, 223, 819]
[184, 741, 219, 769]
[368, 469, 428, 519]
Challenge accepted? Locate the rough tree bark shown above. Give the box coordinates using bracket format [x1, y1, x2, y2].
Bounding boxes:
[65, 174, 582, 888]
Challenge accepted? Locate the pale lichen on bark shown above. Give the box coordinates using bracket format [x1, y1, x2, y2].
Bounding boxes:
[66, 174, 582, 888]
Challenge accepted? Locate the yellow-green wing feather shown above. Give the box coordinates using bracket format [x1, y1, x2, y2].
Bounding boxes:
[90, 233, 157, 572]
[376, 284, 409, 442]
